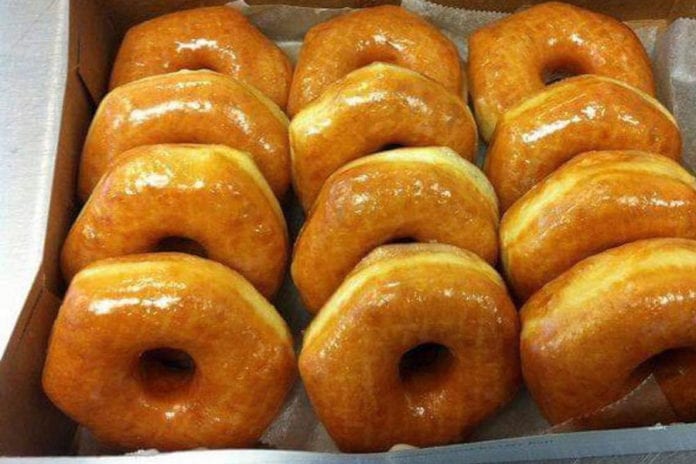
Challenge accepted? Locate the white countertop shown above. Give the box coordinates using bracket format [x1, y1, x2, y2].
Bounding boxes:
[0, 0, 67, 355]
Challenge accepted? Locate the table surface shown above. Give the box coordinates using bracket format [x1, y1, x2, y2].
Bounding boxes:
[1, 0, 696, 461]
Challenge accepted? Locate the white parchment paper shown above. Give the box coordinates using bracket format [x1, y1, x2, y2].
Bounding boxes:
[656, 18, 696, 172]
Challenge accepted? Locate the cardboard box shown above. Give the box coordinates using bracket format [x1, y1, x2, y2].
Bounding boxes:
[2, 0, 696, 460]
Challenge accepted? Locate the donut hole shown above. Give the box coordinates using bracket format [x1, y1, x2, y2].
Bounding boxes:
[633, 348, 690, 381]
[626, 348, 689, 396]
[354, 54, 398, 70]
[155, 236, 207, 258]
[139, 348, 196, 397]
[379, 143, 405, 152]
[543, 68, 577, 85]
[388, 237, 417, 244]
[399, 343, 455, 391]
[541, 60, 585, 85]
[178, 62, 218, 73]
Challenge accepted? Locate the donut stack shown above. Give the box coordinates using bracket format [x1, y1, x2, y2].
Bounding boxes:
[287, 7, 521, 452]
[43, 7, 297, 451]
[467, 2, 696, 427]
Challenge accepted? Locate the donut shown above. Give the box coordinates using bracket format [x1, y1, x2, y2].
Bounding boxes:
[485, 75, 681, 210]
[287, 5, 463, 116]
[469, 2, 655, 141]
[292, 147, 498, 313]
[501, 151, 696, 301]
[109, 6, 292, 108]
[521, 238, 696, 425]
[290, 63, 478, 211]
[43, 253, 296, 450]
[300, 243, 520, 452]
[79, 70, 289, 201]
[63, 144, 288, 298]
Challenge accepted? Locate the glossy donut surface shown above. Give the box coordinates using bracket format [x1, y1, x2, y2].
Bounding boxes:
[290, 63, 477, 211]
[501, 151, 696, 301]
[64, 144, 288, 298]
[485, 75, 680, 210]
[43, 253, 296, 450]
[110, 6, 292, 108]
[469, 2, 655, 141]
[80, 70, 290, 201]
[288, 5, 463, 116]
[300, 244, 520, 452]
[521, 238, 696, 424]
[292, 147, 498, 313]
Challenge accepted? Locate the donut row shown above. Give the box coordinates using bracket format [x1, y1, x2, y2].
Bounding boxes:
[472, 1, 696, 437]
[285, 8, 520, 451]
[39, 0, 696, 456]
[46, 7, 300, 450]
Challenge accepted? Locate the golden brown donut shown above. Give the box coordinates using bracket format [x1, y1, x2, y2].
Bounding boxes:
[63, 144, 288, 298]
[287, 5, 463, 116]
[290, 63, 477, 212]
[43, 253, 296, 450]
[292, 147, 498, 314]
[485, 75, 681, 210]
[110, 6, 292, 108]
[79, 70, 289, 201]
[469, 2, 655, 141]
[501, 151, 696, 302]
[521, 238, 696, 425]
[300, 243, 520, 452]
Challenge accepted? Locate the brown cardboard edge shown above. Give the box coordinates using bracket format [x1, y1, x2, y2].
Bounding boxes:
[43, 0, 100, 297]
[671, 0, 696, 20]
[0, 283, 76, 455]
[76, 0, 118, 104]
[96, 0, 688, 35]
[0, 0, 99, 454]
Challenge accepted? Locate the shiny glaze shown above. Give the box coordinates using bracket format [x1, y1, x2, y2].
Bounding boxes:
[110, 6, 292, 108]
[79, 70, 290, 201]
[300, 244, 520, 452]
[287, 5, 463, 117]
[501, 151, 696, 302]
[63, 144, 288, 298]
[292, 147, 498, 313]
[485, 75, 681, 210]
[521, 238, 696, 424]
[43, 253, 296, 450]
[469, 2, 655, 141]
[290, 63, 477, 211]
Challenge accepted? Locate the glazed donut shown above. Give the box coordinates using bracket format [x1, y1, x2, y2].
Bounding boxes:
[501, 150, 696, 301]
[485, 75, 681, 210]
[110, 6, 292, 108]
[292, 147, 498, 313]
[63, 144, 288, 298]
[290, 63, 478, 211]
[79, 70, 289, 201]
[469, 2, 655, 141]
[287, 5, 463, 116]
[521, 238, 696, 425]
[300, 243, 520, 452]
[43, 253, 295, 450]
